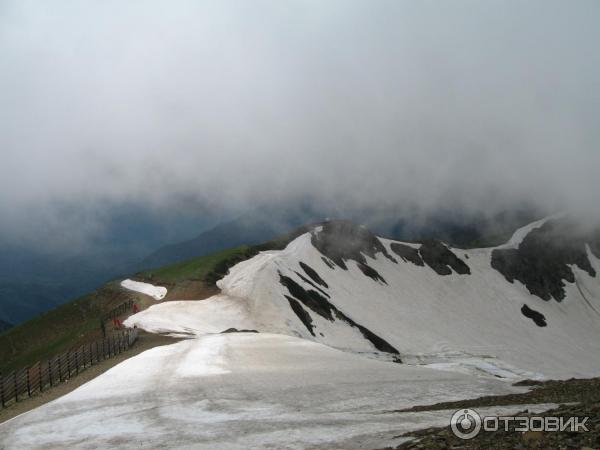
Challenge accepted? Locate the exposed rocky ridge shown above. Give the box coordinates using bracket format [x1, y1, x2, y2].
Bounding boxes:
[418, 240, 471, 275]
[204, 223, 321, 285]
[491, 218, 600, 301]
[299, 261, 328, 288]
[390, 241, 470, 275]
[390, 243, 424, 266]
[128, 215, 600, 379]
[311, 221, 397, 269]
[279, 272, 401, 357]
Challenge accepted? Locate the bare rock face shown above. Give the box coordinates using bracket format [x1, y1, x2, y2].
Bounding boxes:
[278, 272, 401, 357]
[390, 243, 424, 266]
[418, 240, 471, 275]
[491, 218, 600, 301]
[311, 220, 396, 283]
[390, 241, 471, 275]
[521, 304, 547, 327]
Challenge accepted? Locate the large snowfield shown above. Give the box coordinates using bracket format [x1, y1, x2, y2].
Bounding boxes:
[1, 218, 600, 449]
[0, 334, 552, 449]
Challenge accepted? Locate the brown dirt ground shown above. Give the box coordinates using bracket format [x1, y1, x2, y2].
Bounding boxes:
[163, 280, 219, 301]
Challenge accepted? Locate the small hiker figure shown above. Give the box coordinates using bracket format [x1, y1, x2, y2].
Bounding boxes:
[114, 318, 122, 329]
[132, 303, 139, 314]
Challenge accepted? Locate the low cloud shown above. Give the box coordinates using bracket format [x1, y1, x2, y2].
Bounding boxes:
[1, 0, 599, 247]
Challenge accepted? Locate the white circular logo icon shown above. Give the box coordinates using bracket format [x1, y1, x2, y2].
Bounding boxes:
[451, 408, 482, 440]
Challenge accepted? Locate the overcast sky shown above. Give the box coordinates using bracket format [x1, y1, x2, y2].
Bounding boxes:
[1, 0, 599, 247]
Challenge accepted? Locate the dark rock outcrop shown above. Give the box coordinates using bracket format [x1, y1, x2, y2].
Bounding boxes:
[390, 243, 424, 266]
[311, 221, 397, 271]
[521, 304, 547, 327]
[491, 218, 600, 301]
[419, 240, 471, 275]
[293, 271, 330, 298]
[299, 261, 328, 288]
[279, 272, 400, 357]
[284, 296, 316, 336]
[321, 257, 335, 269]
[357, 262, 387, 284]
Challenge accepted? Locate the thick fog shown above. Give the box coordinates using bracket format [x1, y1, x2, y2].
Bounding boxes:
[1, 0, 599, 248]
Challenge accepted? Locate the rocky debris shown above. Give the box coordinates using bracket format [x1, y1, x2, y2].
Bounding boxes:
[521, 304, 547, 327]
[382, 377, 600, 450]
[491, 218, 600, 301]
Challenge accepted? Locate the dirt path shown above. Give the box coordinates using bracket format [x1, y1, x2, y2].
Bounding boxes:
[0, 331, 179, 424]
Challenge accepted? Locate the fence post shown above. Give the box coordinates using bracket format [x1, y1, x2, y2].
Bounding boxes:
[38, 362, 43, 393]
[0, 374, 4, 408]
[75, 350, 79, 375]
[26, 367, 31, 397]
[48, 360, 53, 387]
[13, 371, 18, 403]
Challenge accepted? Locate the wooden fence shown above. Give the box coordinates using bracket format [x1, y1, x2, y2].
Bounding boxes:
[102, 299, 134, 323]
[0, 328, 138, 409]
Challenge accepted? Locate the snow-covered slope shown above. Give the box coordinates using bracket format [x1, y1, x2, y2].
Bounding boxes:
[0, 333, 542, 449]
[3, 217, 599, 449]
[127, 218, 600, 379]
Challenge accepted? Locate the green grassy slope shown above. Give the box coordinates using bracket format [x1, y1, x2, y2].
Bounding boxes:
[139, 245, 251, 284]
[0, 284, 130, 373]
[0, 223, 317, 374]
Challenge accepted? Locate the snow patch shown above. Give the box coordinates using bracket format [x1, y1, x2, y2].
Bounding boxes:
[120, 279, 167, 300]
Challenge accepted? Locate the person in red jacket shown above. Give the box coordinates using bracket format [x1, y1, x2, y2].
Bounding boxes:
[132, 303, 139, 314]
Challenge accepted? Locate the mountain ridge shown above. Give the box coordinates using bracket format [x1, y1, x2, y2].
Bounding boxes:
[128, 215, 600, 379]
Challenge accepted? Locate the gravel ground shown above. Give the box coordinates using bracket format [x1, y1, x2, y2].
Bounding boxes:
[384, 378, 600, 450]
